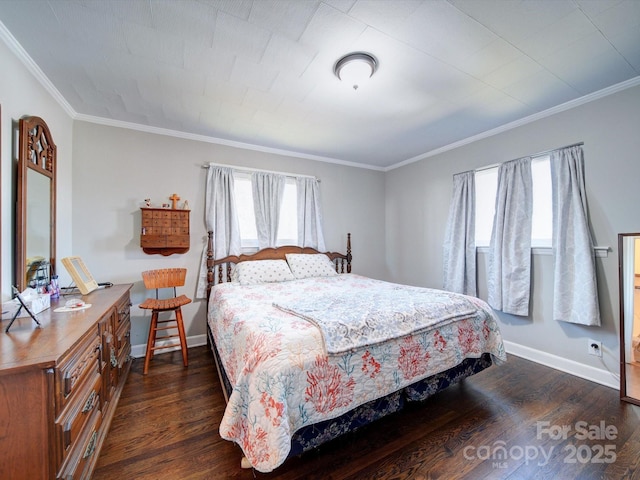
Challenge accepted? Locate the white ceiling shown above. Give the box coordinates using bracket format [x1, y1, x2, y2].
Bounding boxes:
[0, 0, 639, 170]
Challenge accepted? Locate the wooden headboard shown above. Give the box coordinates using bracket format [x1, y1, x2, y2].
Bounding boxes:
[205, 232, 352, 300]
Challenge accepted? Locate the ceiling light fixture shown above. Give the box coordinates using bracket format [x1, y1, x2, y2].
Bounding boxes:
[334, 52, 377, 90]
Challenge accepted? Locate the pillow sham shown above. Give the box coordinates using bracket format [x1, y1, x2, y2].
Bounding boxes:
[285, 253, 338, 279]
[232, 260, 294, 285]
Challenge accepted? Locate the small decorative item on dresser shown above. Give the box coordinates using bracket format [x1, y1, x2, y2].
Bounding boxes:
[50, 275, 60, 299]
[170, 193, 181, 209]
[144, 198, 151, 207]
[182, 200, 189, 210]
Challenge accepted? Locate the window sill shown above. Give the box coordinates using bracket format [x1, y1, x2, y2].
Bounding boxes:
[476, 246, 609, 257]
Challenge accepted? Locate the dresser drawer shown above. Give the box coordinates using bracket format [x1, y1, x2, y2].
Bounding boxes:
[56, 330, 101, 416]
[166, 235, 189, 247]
[141, 209, 154, 223]
[58, 408, 103, 480]
[114, 294, 131, 332]
[56, 372, 102, 460]
[141, 234, 166, 248]
[171, 226, 189, 235]
[115, 318, 131, 355]
[116, 340, 132, 383]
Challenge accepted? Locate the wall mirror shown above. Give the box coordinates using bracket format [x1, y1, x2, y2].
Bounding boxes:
[618, 233, 640, 406]
[15, 116, 56, 293]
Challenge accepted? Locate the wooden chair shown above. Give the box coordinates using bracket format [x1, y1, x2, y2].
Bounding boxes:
[139, 268, 191, 375]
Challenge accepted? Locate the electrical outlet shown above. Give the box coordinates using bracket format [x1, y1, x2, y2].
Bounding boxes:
[588, 339, 602, 357]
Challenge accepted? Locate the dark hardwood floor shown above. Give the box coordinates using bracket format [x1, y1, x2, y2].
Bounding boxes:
[93, 346, 640, 480]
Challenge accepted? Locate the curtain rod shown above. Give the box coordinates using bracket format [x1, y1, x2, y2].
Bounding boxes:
[464, 141, 585, 175]
[202, 162, 319, 182]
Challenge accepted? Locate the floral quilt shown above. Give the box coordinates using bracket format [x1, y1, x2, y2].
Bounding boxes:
[208, 274, 506, 473]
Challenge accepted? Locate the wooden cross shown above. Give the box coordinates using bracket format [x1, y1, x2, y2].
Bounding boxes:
[169, 193, 180, 210]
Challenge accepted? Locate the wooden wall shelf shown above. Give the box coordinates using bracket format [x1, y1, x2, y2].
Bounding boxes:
[140, 208, 190, 256]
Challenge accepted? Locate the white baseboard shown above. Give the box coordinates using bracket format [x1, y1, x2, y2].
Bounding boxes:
[503, 340, 620, 390]
[131, 336, 620, 391]
[131, 334, 208, 359]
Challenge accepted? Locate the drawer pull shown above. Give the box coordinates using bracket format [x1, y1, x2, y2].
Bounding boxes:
[82, 390, 97, 414]
[110, 349, 118, 368]
[83, 431, 98, 459]
[63, 422, 72, 449]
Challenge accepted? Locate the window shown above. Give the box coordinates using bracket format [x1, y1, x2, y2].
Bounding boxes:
[234, 173, 257, 248]
[234, 173, 298, 249]
[475, 155, 552, 248]
[474, 167, 497, 248]
[530, 156, 552, 247]
[277, 178, 297, 245]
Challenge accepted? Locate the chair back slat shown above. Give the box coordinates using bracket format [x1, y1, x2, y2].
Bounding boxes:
[141, 268, 187, 290]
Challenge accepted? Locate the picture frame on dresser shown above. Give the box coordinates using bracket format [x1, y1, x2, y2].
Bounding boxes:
[61, 256, 99, 295]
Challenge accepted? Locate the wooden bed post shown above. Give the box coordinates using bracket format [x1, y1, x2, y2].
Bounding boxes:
[346, 233, 352, 273]
[206, 231, 214, 301]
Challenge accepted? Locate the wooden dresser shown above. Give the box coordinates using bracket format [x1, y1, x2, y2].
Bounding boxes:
[0, 284, 133, 480]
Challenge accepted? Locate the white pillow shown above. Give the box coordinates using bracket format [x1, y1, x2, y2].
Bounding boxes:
[232, 260, 294, 285]
[286, 254, 338, 279]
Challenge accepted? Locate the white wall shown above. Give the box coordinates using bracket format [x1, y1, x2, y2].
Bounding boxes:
[71, 122, 386, 348]
[385, 83, 640, 388]
[0, 37, 73, 302]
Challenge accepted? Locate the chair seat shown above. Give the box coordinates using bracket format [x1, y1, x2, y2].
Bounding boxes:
[139, 294, 192, 312]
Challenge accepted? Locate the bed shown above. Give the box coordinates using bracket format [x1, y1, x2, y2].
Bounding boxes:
[205, 232, 506, 473]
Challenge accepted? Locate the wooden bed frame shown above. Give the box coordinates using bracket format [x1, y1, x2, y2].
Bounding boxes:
[204, 231, 494, 470]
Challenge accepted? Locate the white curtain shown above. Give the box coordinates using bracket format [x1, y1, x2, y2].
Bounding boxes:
[487, 158, 533, 316]
[443, 171, 476, 296]
[252, 172, 285, 249]
[196, 166, 241, 298]
[296, 177, 326, 251]
[551, 146, 601, 326]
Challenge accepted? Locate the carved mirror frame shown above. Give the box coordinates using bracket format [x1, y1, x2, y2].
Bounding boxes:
[15, 116, 56, 292]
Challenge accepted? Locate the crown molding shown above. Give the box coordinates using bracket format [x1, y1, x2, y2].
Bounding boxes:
[387, 75, 640, 171]
[0, 20, 76, 118]
[73, 112, 385, 171]
[84, 75, 638, 174]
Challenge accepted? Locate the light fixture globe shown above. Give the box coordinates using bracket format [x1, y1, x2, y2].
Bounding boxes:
[334, 52, 377, 90]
